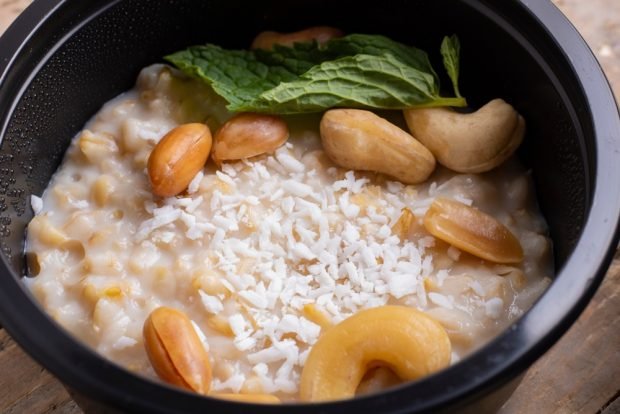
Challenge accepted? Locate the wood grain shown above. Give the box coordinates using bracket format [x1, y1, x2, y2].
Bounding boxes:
[0, 330, 77, 413]
[500, 259, 620, 413]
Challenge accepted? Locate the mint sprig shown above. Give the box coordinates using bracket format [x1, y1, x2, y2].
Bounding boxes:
[165, 34, 466, 114]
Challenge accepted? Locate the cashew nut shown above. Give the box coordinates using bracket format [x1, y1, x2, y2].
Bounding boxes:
[423, 197, 524, 264]
[403, 99, 525, 173]
[299, 306, 451, 402]
[320, 109, 436, 184]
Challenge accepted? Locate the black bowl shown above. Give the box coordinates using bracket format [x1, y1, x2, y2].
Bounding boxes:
[0, 1, 619, 413]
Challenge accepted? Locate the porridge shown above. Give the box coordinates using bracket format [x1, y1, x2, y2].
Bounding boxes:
[25, 30, 553, 403]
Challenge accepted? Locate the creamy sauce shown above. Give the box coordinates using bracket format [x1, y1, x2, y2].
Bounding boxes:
[25, 64, 552, 400]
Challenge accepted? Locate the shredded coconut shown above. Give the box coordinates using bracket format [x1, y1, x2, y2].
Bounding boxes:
[31, 195, 43, 214]
[485, 297, 504, 319]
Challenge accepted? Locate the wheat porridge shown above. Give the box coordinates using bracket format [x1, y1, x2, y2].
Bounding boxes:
[25, 37, 553, 402]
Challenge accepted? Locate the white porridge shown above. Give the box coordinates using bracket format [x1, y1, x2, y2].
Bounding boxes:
[25, 64, 552, 401]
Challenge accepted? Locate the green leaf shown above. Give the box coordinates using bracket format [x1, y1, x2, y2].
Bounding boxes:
[324, 34, 439, 89]
[165, 34, 466, 114]
[440, 34, 462, 98]
[234, 54, 463, 114]
[165, 44, 299, 107]
[254, 34, 438, 87]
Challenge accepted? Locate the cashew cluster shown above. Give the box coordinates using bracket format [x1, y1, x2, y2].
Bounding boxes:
[299, 306, 451, 402]
[319, 99, 525, 181]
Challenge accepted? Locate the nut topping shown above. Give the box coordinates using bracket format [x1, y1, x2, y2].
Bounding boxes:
[143, 307, 212, 394]
[147, 123, 212, 197]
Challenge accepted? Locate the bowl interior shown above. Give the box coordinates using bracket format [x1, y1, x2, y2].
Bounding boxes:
[0, 0, 603, 413]
[0, 0, 590, 275]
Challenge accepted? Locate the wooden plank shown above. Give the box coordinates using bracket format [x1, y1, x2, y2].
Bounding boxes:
[500, 261, 620, 413]
[46, 399, 82, 414]
[0, 0, 31, 34]
[602, 395, 620, 414]
[0, 329, 79, 413]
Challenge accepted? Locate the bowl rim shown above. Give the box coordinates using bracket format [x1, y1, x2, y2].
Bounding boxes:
[0, 0, 619, 412]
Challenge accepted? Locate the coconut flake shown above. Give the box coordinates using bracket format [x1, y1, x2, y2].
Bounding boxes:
[485, 297, 504, 319]
[429, 292, 454, 309]
[136, 207, 181, 239]
[191, 320, 210, 351]
[282, 180, 314, 198]
[276, 150, 306, 173]
[112, 336, 137, 350]
[31, 195, 43, 214]
[198, 290, 224, 314]
[187, 171, 204, 194]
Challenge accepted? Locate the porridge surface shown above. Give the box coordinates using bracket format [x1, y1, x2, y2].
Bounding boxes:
[25, 64, 552, 399]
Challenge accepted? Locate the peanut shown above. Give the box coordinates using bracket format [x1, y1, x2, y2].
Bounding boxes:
[212, 113, 288, 164]
[251, 26, 343, 50]
[143, 307, 212, 394]
[320, 109, 436, 184]
[299, 306, 451, 402]
[147, 123, 212, 197]
[423, 197, 524, 263]
[392, 207, 417, 240]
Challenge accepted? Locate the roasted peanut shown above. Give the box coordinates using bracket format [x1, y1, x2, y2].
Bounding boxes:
[251, 26, 343, 50]
[423, 197, 524, 263]
[210, 393, 281, 403]
[392, 207, 417, 240]
[143, 307, 212, 394]
[147, 123, 212, 197]
[320, 109, 436, 184]
[299, 306, 451, 402]
[212, 113, 288, 164]
[404, 99, 525, 173]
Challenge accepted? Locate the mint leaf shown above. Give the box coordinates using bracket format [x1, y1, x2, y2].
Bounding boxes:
[234, 54, 462, 113]
[324, 34, 439, 88]
[254, 34, 438, 86]
[440, 34, 462, 98]
[165, 34, 466, 114]
[166, 44, 299, 107]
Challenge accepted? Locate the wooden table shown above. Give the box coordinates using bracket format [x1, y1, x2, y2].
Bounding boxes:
[1, 1, 619, 413]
